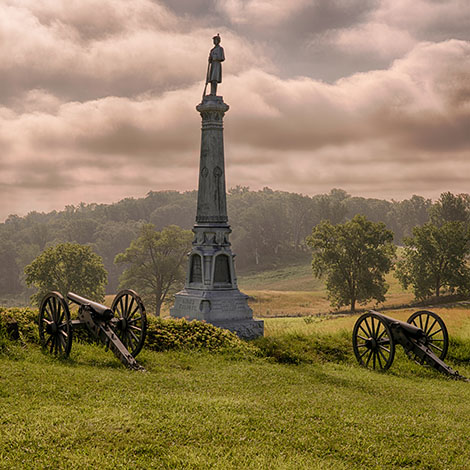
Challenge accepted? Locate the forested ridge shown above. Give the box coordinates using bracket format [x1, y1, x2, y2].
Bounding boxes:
[0, 187, 443, 302]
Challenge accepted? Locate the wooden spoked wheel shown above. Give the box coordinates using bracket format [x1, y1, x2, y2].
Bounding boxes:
[111, 290, 147, 357]
[39, 292, 72, 357]
[407, 310, 449, 360]
[352, 312, 395, 370]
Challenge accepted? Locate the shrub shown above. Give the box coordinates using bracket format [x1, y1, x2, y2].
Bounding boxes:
[0, 307, 39, 344]
[145, 316, 256, 354]
[0, 306, 357, 366]
[0, 307, 258, 355]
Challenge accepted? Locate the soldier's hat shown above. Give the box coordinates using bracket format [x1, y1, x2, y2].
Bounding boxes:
[213, 33, 221, 41]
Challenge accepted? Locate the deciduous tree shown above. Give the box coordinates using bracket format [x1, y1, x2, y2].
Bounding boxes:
[114, 224, 192, 316]
[429, 192, 470, 226]
[306, 215, 395, 312]
[24, 243, 107, 305]
[395, 222, 470, 300]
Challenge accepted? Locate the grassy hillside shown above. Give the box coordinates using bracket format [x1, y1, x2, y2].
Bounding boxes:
[2, 309, 470, 470]
[238, 263, 321, 291]
[4, 264, 469, 467]
[236, 263, 415, 318]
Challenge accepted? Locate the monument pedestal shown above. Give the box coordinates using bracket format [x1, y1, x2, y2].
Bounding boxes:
[170, 95, 264, 340]
[171, 288, 264, 340]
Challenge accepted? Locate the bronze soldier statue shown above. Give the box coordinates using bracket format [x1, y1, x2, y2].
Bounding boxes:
[205, 34, 225, 97]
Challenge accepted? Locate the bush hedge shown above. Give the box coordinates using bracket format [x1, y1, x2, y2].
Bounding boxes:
[145, 316, 256, 354]
[0, 307, 255, 355]
[0, 307, 39, 344]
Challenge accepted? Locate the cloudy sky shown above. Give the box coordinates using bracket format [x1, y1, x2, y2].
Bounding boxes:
[1, 0, 469, 220]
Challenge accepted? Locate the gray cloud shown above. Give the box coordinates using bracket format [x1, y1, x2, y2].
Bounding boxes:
[0, 1, 267, 104]
[0, 1, 469, 220]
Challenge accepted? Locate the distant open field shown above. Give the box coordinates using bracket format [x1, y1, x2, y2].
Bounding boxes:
[238, 263, 321, 291]
[237, 262, 415, 318]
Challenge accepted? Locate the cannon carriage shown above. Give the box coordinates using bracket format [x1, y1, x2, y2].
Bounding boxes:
[38, 290, 147, 370]
[352, 309, 465, 379]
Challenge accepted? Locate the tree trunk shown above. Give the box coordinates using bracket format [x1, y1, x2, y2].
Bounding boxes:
[155, 295, 162, 316]
[350, 298, 356, 313]
[435, 277, 440, 297]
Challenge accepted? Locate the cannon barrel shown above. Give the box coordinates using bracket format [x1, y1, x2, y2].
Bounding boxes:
[369, 310, 425, 339]
[67, 292, 114, 321]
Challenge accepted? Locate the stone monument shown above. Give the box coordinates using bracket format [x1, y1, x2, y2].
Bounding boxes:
[170, 34, 264, 340]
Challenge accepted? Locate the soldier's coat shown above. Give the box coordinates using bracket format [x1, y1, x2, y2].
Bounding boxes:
[209, 45, 225, 83]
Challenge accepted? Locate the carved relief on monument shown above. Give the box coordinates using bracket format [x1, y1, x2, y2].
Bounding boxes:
[201, 110, 221, 121]
[215, 231, 226, 245]
[199, 110, 225, 127]
[194, 231, 205, 244]
[204, 232, 216, 245]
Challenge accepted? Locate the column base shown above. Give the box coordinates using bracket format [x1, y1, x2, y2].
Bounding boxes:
[170, 288, 264, 339]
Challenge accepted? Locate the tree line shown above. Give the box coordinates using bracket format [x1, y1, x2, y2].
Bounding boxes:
[2, 188, 470, 309]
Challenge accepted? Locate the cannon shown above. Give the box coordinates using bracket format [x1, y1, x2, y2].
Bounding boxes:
[352, 310, 465, 380]
[38, 290, 147, 370]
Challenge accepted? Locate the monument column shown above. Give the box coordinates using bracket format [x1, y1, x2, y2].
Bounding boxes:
[195, 97, 229, 226]
[170, 35, 263, 340]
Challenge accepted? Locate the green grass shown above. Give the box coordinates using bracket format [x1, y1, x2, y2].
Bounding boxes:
[3, 263, 470, 468]
[236, 263, 414, 318]
[238, 262, 323, 292]
[2, 313, 470, 469]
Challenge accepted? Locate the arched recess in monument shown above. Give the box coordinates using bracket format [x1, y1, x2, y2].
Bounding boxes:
[189, 253, 203, 285]
[213, 253, 232, 287]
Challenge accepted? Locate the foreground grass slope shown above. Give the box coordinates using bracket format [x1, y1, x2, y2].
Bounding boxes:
[2, 314, 470, 469]
[2, 263, 470, 468]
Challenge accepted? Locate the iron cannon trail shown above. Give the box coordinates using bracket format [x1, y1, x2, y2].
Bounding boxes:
[352, 309, 466, 380]
[38, 290, 147, 370]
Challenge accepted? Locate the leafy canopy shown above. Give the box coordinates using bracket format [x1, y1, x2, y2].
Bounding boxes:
[395, 222, 470, 300]
[24, 242, 107, 305]
[115, 224, 192, 316]
[306, 215, 395, 312]
[429, 192, 470, 226]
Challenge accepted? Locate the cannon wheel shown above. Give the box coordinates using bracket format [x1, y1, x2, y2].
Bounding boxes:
[352, 312, 395, 370]
[407, 310, 449, 360]
[111, 290, 147, 357]
[39, 292, 72, 357]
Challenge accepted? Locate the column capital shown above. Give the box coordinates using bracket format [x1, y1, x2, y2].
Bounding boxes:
[196, 96, 229, 116]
